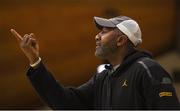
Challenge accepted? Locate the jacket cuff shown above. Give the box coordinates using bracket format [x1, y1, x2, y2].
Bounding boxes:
[26, 61, 47, 79]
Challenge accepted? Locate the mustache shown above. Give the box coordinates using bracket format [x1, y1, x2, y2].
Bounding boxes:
[96, 42, 101, 46]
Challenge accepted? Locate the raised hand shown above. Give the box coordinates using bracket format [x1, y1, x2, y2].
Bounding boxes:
[10, 29, 40, 65]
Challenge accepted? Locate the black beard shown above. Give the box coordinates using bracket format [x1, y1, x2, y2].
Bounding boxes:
[95, 42, 117, 59]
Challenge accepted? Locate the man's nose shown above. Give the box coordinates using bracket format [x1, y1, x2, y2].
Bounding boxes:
[95, 34, 101, 41]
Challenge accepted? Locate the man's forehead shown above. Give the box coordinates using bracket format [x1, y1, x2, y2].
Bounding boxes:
[101, 27, 125, 36]
[102, 27, 123, 33]
[102, 27, 115, 30]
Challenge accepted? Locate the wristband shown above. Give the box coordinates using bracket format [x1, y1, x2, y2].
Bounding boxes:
[30, 57, 41, 67]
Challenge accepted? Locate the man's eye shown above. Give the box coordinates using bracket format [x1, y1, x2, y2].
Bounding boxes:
[102, 30, 108, 34]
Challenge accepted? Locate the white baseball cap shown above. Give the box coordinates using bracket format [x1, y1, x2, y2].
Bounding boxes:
[94, 16, 142, 47]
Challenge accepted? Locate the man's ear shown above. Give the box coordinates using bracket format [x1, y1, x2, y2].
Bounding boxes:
[117, 35, 128, 47]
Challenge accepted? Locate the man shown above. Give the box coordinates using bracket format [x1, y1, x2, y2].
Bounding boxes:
[11, 15, 179, 109]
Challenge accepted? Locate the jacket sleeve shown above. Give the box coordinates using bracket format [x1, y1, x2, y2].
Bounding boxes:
[139, 59, 180, 109]
[27, 62, 95, 109]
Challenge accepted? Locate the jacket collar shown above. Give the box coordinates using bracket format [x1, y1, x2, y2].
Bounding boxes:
[112, 49, 152, 76]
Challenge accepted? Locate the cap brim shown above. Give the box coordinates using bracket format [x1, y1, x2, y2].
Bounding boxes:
[94, 16, 116, 29]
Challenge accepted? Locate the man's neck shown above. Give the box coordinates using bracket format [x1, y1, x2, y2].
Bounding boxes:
[107, 49, 127, 67]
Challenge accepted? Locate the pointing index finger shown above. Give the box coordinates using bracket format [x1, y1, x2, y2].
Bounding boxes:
[10, 29, 23, 41]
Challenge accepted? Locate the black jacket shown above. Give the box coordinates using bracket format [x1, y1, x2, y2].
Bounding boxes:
[27, 50, 180, 109]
